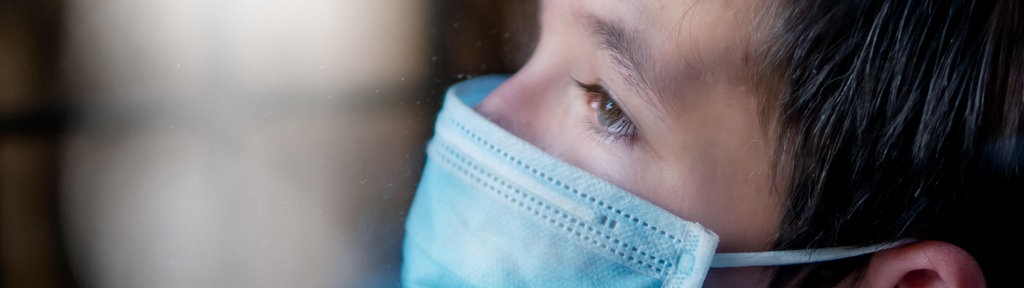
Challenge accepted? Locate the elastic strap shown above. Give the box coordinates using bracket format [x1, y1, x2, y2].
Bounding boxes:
[709, 239, 917, 268]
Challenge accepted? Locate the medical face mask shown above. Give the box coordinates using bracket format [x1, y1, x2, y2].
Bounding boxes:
[402, 76, 911, 287]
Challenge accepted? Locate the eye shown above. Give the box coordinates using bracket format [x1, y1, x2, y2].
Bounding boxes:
[573, 78, 639, 143]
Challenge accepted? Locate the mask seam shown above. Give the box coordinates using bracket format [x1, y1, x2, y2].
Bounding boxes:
[432, 140, 675, 278]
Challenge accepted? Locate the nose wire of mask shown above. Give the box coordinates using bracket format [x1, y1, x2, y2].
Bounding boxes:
[402, 76, 913, 288]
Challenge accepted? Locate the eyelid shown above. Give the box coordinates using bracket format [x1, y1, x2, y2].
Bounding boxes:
[573, 78, 617, 103]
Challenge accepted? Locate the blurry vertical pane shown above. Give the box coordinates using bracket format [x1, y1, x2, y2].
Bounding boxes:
[1, 1, 72, 287]
[2, 138, 62, 288]
[0, 19, 33, 111]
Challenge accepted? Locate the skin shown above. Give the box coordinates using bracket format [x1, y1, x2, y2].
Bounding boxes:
[476, 0, 781, 285]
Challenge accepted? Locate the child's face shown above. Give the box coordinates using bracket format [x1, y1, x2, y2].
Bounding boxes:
[477, 0, 780, 257]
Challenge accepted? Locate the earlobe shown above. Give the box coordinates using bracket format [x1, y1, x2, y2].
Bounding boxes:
[859, 241, 985, 288]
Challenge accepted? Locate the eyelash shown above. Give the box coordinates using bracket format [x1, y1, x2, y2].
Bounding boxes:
[572, 78, 639, 144]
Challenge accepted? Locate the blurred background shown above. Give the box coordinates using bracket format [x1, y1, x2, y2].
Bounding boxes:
[0, 0, 537, 287]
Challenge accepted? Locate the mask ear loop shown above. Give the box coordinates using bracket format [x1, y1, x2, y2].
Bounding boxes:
[709, 238, 918, 268]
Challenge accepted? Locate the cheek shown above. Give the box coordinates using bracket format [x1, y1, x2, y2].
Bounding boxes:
[634, 156, 780, 252]
[629, 93, 780, 252]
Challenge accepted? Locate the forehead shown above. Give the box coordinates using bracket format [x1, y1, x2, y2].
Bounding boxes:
[578, 0, 765, 92]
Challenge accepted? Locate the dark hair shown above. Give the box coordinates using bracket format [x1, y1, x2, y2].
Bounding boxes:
[762, 0, 1023, 286]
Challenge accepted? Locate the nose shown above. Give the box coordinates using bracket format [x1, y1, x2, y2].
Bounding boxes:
[476, 74, 527, 132]
[474, 69, 550, 146]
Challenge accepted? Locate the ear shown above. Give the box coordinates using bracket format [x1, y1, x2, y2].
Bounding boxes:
[859, 241, 985, 288]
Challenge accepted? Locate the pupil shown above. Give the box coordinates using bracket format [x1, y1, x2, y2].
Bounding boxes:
[598, 97, 621, 128]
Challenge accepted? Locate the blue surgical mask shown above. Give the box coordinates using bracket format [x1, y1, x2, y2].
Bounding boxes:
[402, 76, 911, 287]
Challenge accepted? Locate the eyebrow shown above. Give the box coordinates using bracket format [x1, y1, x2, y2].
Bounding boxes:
[586, 15, 660, 107]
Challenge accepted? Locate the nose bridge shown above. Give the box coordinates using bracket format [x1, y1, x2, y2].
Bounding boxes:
[473, 18, 573, 150]
[474, 72, 541, 136]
